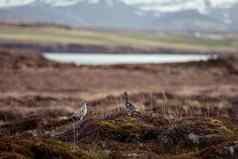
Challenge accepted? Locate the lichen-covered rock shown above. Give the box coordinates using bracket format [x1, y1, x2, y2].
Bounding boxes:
[200, 141, 238, 159]
[157, 118, 233, 154]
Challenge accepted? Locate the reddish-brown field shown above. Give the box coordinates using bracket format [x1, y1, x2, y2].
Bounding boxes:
[0, 48, 238, 159]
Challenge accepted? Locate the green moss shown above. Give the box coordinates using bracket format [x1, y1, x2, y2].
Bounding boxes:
[0, 137, 108, 159]
[98, 117, 144, 133]
[161, 152, 198, 159]
[207, 118, 238, 140]
[30, 140, 82, 159]
[97, 117, 148, 143]
[29, 139, 108, 159]
[84, 146, 110, 159]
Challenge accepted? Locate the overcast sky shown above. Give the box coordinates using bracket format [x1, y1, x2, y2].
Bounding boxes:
[0, 0, 237, 9]
[123, 0, 237, 6]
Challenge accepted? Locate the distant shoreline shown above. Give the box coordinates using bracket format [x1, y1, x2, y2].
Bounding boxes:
[0, 23, 237, 56]
[0, 41, 233, 56]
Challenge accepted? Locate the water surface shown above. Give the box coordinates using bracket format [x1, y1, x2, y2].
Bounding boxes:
[44, 53, 215, 65]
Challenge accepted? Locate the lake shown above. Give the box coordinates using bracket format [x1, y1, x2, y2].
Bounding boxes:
[43, 53, 217, 65]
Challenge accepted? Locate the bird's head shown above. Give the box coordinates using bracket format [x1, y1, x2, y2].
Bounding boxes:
[123, 92, 129, 103]
[124, 92, 128, 98]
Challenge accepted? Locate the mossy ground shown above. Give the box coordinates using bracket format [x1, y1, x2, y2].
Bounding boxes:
[1, 110, 238, 159]
[0, 137, 109, 159]
[56, 114, 238, 159]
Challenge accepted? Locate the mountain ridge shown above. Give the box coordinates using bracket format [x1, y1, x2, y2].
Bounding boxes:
[0, 0, 237, 31]
[0, 0, 237, 10]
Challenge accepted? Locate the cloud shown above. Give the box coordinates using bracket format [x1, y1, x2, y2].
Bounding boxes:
[121, 0, 237, 13]
[0, 0, 34, 7]
[122, 0, 237, 8]
[0, 0, 237, 9]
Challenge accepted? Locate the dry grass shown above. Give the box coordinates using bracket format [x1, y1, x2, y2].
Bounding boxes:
[0, 24, 238, 52]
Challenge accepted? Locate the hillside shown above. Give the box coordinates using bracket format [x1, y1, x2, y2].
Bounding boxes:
[0, 0, 237, 31]
[0, 24, 238, 54]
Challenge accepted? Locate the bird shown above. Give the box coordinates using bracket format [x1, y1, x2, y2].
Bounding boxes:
[71, 102, 88, 121]
[71, 102, 88, 147]
[123, 92, 137, 114]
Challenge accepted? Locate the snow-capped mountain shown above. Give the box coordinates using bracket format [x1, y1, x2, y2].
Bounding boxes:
[0, 0, 237, 31]
[0, 0, 237, 12]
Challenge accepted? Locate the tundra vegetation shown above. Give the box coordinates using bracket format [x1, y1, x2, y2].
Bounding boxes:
[0, 26, 238, 158]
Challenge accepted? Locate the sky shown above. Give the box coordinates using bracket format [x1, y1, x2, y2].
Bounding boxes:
[123, 0, 237, 6]
[0, 0, 237, 9]
[123, 0, 238, 12]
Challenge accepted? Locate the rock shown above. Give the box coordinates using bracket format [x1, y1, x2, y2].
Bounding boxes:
[200, 141, 238, 159]
[188, 133, 200, 144]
